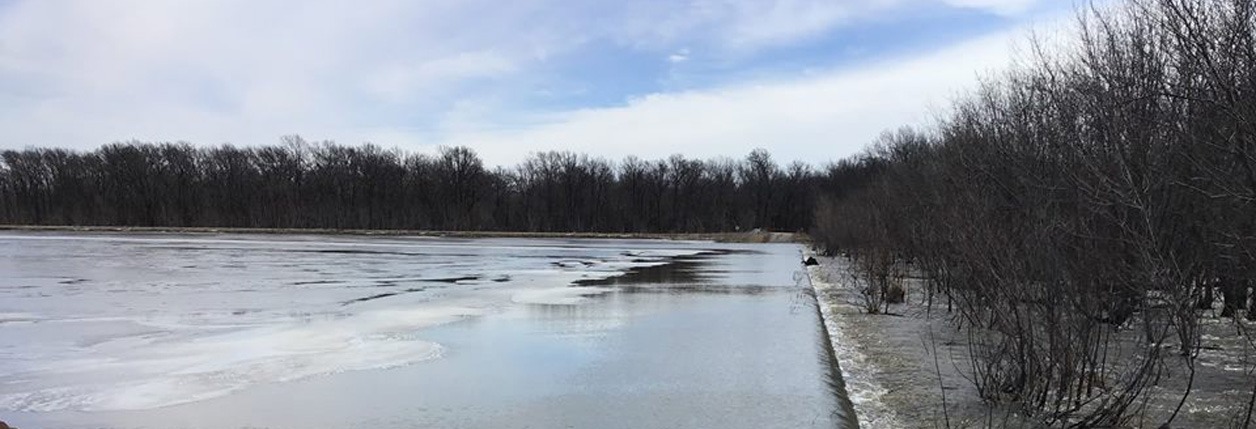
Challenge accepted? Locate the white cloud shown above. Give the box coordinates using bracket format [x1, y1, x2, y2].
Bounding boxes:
[363, 51, 518, 103]
[713, 0, 866, 51]
[0, 0, 551, 147]
[612, 0, 1046, 54]
[612, 0, 904, 54]
[441, 26, 1032, 166]
[943, 0, 1041, 16]
[668, 49, 691, 63]
[0, 0, 1064, 165]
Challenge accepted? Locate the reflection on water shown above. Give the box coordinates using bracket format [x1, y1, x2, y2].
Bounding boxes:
[0, 232, 855, 429]
[574, 252, 716, 286]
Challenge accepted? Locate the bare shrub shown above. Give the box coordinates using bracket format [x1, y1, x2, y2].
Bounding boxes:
[850, 247, 905, 314]
[813, 0, 1256, 426]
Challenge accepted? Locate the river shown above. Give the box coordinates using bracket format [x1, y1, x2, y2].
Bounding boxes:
[0, 232, 854, 428]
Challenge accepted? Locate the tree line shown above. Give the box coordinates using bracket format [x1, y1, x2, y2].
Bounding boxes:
[812, 0, 1255, 426]
[0, 138, 827, 233]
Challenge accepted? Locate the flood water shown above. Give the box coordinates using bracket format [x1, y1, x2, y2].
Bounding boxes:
[0, 232, 854, 428]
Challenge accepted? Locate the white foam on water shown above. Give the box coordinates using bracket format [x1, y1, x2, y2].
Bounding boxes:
[804, 250, 902, 429]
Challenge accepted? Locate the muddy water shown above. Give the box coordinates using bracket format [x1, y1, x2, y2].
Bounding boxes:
[0, 233, 855, 428]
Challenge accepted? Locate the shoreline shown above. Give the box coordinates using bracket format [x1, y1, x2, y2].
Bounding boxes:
[804, 248, 1256, 428]
[803, 249, 1030, 429]
[804, 248, 902, 428]
[0, 225, 799, 243]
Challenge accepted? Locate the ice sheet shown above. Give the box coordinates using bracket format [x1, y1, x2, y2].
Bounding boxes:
[0, 233, 707, 412]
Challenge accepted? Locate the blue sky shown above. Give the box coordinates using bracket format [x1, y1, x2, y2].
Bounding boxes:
[0, 0, 1078, 166]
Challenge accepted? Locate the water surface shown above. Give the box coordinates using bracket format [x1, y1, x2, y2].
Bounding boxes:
[0, 232, 852, 428]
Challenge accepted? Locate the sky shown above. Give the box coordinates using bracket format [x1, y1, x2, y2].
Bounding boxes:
[0, 0, 1079, 166]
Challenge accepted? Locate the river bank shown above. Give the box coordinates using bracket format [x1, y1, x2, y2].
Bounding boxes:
[806, 250, 1256, 428]
[805, 250, 1025, 428]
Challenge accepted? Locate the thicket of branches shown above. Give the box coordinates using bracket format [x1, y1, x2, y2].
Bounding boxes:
[0, 138, 825, 233]
[814, 0, 1255, 426]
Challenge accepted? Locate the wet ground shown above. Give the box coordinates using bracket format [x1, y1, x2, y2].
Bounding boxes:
[808, 252, 1256, 429]
[0, 232, 854, 429]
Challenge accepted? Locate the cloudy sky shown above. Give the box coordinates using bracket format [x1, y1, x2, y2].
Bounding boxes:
[0, 0, 1077, 166]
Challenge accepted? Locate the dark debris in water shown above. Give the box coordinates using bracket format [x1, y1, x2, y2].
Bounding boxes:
[292, 279, 343, 286]
[429, 275, 481, 283]
[342, 287, 428, 305]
